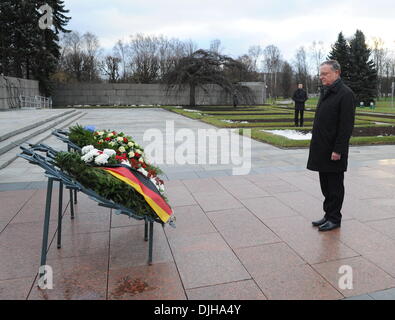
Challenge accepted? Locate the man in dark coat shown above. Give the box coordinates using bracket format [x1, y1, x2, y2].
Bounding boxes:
[292, 84, 308, 127]
[307, 60, 356, 232]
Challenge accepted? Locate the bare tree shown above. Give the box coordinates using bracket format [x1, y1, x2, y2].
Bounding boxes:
[209, 39, 222, 54]
[370, 37, 387, 98]
[309, 41, 326, 93]
[60, 31, 85, 81]
[183, 39, 198, 56]
[82, 32, 101, 82]
[58, 31, 102, 82]
[113, 40, 129, 81]
[248, 45, 262, 73]
[128, 33, 160, 83]
[263, 45, 282, 100]
[100, 55, 121, 83]
[157, 37, 192, 79]
[294, 46, 310, 93]
[126, 33, 198, 83]
[224, 54, 260, 82]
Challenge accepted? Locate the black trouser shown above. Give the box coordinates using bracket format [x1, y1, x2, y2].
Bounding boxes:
[319, 172, 344, 224]
[294, 109, 304, 127]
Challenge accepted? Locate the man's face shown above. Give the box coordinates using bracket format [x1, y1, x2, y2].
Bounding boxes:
[298, 84, 303, 89]
[319, 65, 340, 86]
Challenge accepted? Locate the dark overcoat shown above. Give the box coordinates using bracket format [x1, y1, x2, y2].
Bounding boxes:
[307, 79, 356, 172]
[292, 88, 308, 110]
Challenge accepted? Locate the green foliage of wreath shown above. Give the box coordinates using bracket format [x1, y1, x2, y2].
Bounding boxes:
[55, 151, 159, 221]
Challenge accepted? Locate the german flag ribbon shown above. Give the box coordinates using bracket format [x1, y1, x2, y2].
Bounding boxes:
[102, 165, 172, 223]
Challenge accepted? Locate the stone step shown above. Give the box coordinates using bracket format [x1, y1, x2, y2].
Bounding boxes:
[0, 110, 80, 156]
[0, 111, 86, 170]
[0, 109, 76, 142]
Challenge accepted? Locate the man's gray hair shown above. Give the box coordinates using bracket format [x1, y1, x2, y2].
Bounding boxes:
[320, 60, 341, 72]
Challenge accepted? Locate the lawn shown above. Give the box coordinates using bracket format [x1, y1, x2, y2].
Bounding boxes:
[278, 97, 395, 114]
[164, 103, 395, 148]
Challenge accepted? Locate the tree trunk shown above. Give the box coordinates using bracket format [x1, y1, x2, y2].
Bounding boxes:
[26, 58, 30, 79]
[189, 82, 196, 107]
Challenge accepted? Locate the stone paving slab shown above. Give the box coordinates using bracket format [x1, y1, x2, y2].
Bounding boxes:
[1, 108, 395, 300]
[1, 166, 395, 299]
[2, 108, 395, 184]
[186, 280, 267, 300]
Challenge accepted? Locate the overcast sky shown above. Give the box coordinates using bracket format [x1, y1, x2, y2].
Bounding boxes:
[64, 0, 395, 61]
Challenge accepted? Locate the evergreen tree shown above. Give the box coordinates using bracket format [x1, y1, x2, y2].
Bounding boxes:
[0, 0, 70, 95]
[328, 32, 351, 84]
[280, 61, 293, 98]
[348, 30, 378, 105]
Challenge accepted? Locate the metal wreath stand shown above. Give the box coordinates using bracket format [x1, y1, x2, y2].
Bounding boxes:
[18, 131, 165, 280]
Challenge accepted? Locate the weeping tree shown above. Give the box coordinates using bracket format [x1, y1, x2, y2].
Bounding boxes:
[162, 49, 255, 107]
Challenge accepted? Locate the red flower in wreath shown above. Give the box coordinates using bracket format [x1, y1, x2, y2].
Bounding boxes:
[116, 154, 127, 161]
[130, 158, 139, 168]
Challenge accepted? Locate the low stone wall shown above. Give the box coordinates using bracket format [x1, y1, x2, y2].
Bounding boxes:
[0, 76, 40, 110]
[52, 82, 266, 106]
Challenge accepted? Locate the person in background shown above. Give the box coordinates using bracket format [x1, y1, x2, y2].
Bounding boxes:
[292, 84, 308, 127]
[233, 92, 239, 108]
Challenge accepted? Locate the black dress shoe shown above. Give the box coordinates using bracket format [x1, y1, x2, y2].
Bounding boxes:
[318, 220, 341, 232]
[312, 217, 327, 227]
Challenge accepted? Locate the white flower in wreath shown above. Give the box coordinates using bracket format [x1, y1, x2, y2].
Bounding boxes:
[107, 132, 114, 137]
[109, 141, 116, 147]
[81, 149, 100, 163]
[118, 146, 126, 153]
[150, 177, 159, 189]
[94, 153, 109, 165]
[121, 160, 131, 167]
[117, 137, 124, 142]
[137, 167, 148, 177]
[103, 149, 116, 157]
[128, 141, 134, 147]
[81, 154, 93, 163]
[138, 157, 144, 163]
[128, 151, 135, 158]
[81, 145, 94, 155]
[97, 131, 104, 136]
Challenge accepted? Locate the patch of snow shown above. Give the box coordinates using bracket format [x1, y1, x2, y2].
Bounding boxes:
[221, 120, 249, 124]
[184, 109, 202, 113]
[262, 129, 312, 140]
